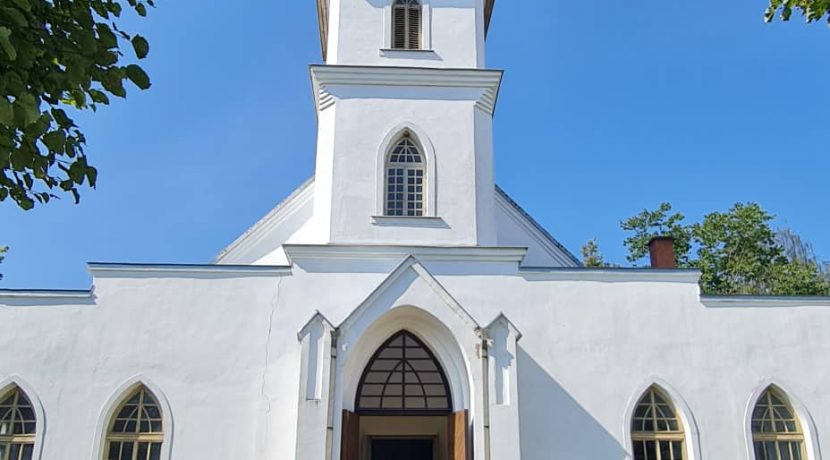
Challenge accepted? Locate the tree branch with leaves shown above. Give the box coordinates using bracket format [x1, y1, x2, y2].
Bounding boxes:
[1, 0, 154, 210]
[615, 202, 830, 296]
[765, 0, 830, 24]
[0, 246, 7, 281]
[620, 202, 693, 267]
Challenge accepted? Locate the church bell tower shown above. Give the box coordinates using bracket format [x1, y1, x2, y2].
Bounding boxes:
[310, 0, 502, 246]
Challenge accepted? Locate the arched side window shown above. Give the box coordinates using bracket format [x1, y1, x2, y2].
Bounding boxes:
[392, 0, 422, 50]
[631, 386, 686, 460]
[751, 387, 806, 460]
[385, 133, 426, 217]
[356, 330, 451, 415]
[0, 386, 36, 460]
[105, 386, 163, 460]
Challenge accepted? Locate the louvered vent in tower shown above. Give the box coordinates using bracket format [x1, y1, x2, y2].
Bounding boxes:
[392, 0, 422, 50]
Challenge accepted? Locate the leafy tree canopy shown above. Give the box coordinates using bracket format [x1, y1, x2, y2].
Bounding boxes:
[766, 0, 830, 24]
[614, 202, 830, 296]
[581, 239, 608, 268]
[0, 246, 6, 281]
[620, 202, 693, 267]
[1, 0, 154, 210]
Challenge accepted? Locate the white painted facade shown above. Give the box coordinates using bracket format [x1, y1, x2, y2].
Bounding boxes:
[2, 2, 829, 460]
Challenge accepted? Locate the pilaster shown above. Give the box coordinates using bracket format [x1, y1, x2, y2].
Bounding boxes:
[296, 312, 336, 460]
[483, 314, 522, 460]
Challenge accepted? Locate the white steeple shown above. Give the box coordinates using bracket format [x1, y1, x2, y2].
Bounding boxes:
[316, 0, 496, 68]
[304, 0, 502, 247]
[215, 1, 577, 266]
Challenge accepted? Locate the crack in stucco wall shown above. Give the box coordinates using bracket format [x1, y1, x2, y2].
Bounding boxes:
[259, 275, 284, 456]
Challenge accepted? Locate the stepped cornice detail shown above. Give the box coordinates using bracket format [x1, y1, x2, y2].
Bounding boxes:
[309, 65, 504, 115]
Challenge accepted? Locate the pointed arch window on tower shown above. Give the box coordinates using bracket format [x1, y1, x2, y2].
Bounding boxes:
[385, 133, 425, 217]
[392, 0, 422, 50]
[0, 386, 36, 460]
[631, 386, 686, 460]
[752, 387, 806, 460]
[105, 386, 163, 460]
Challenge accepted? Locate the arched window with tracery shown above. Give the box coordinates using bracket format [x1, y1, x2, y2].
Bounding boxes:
[356, 330, 451, 414]
[385, 133, 426, 217]
[392, 0, 422, 50]
[0, 386, 36, 460]
[752, 387, 806, 460]
[105, 386, 163, 460]
[631, 386, 686, 460]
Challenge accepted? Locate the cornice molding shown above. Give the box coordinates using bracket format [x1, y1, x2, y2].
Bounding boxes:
[0, 289, 93, 300]
[519, 268, 702, 284]
[701, 295, 830, 308]
[88, 263, 291, 277]
[283, 244, 526, 263]
[309, 65, 504, 115]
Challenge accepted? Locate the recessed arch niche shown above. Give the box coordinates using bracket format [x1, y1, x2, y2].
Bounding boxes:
[339, 306, 473, 460]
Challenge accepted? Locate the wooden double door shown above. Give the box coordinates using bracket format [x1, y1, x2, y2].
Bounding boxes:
[341, 411, 469, 460]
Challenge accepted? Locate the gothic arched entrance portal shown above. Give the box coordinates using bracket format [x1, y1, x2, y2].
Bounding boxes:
[342, 330, 468, 460]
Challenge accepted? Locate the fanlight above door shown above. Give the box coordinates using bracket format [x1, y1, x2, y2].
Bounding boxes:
[355, 330, 452, 415]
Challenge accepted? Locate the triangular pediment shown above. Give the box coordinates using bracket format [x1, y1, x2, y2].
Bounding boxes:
[338, 256, 480, 332]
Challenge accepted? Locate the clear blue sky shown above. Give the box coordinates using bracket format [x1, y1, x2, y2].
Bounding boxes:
[1, 1, 828, 289]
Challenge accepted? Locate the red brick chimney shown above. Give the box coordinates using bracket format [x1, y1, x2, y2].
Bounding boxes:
[648, 236, 676, 269]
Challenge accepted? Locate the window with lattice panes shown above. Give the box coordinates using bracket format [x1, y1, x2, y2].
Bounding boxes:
[105, 387, 163, 460]
[631, 386, 686, 460]
[392, 0, 422, 50]
[0, 387, 36, 460]
[752, 387, 806, 460]
[385, 134, 426, 217]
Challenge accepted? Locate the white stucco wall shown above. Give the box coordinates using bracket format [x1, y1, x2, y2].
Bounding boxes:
[327, 0, 484, 68]
[311, 78, 499, 247]
[2, 257, 828, 460]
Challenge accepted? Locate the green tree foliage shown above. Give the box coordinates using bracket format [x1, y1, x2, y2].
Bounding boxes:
[620, 203, 693, 267]
[620, 202, 830, 296]
[693, 203, 787, 295]
[581, 239, 608, 268]
[1, 0, 154, 210]
[765, 0, 830, 24]
[0, 246, 7, 281]
[772, 227, 830, 295]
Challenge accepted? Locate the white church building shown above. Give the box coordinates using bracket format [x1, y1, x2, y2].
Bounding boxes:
[2, 1, 829, 460]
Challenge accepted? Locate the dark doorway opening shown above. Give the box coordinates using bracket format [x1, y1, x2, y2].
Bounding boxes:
[371, 438, 434, 460]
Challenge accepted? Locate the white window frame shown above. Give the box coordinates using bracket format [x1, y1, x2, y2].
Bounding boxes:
[0, 378, 45, 460]
[744, 382, 822, 460]
[92, 377, 173, 460]
[375, 124, 437, 219]
[623, 380, 702, 460]
[382, 0, 431, 51]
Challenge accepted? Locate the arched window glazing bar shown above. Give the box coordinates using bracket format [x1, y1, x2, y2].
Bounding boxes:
[0, 386, 36, 460]
[751, 387, 806, 460]
[631, 386, 686, 460]
[105, 386, 164, 460]
[384, 132, 426, 217]
[356, 330, 452, 415]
